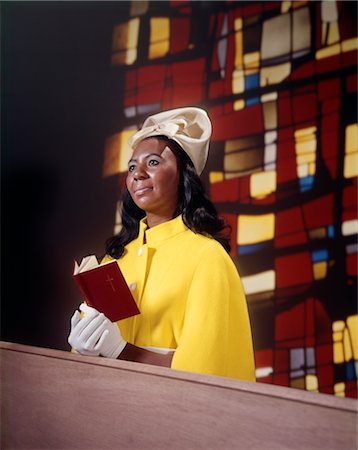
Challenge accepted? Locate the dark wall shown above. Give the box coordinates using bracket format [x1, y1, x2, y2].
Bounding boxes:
[1, 1, 127, 350]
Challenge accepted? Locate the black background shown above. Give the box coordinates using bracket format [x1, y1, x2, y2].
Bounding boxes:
[1, 1, 129, 349]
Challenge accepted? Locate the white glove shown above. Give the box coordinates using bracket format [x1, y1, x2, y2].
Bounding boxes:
[68, 303, 127, 359]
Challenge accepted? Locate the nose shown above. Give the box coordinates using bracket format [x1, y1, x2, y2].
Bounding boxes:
[133, 164, 148, 181]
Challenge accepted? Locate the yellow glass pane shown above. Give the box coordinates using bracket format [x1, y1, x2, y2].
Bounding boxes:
[111, 51, 128, 66]
[295, 126, 317, 138]
[260, 63, 291, 87]
[244, 52, 260, 69]
[149, 41, 169, 59]
[112, 19, 140, 65]
[321, 22, 328, 46]
[333, 330, 342, 342]
[333, 321, 345, 332]
[261, 14, 290, 60]
[297, 164, 308, 178]
[347, 315, 358, 359]
[150, 17, 169, 43]
[291, 377, 305, 389]
[296, 152, 316, 165]
[232, 69, 245, 94]
[292, 1, 308, 8]
[130, 0, 148, 17]
[209, 171, 224, 184]
[345, 124, 358, 154]
[334, 382, 345, 397]
[343, 328, 353, 362]
[306, 374, 318, 391]
[344, 152, 358, 178]
[293, 7, 310, 53]
[296, 139, 317, 155]
[327, 22, 340, 45]
[234, 30, 243, 68]
[263, 101, 277, 130]
[102, 130, 135, 177]
[321, 0, 338, 22]
[250, 171, 276, 198]
[333, 342, 344, 364]
[233, 99, 245, 111]
[313, 261, 327, 280]
[309, 227, 326, 239]
[342, 37, 358, 53]
[149, 18, 169, 59]
[244, 67, 258, 76]
[342, 219, 358, 236]
[281, 1, 291, 13]
[261, 92, 278, 103]
[316, 43, 341, 60]
[234, 17, 243, 32]
[238, 214, 275, 245]
[241, 270, 275, 295]
[308, 162, 316, 175]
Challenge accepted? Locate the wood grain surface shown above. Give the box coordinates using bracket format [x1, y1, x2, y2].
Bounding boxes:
[1, 341, 357, 450]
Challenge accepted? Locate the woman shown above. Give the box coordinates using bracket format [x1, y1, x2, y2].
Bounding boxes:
[68, 107, 255, 381]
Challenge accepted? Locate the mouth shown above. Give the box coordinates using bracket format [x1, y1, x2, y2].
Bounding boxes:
[134, 187, 153, 196]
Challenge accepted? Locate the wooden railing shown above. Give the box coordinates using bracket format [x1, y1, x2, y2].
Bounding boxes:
[1, 341, 357, 449]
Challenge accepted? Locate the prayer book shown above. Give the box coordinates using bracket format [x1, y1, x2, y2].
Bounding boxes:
[73, 255, 140, 322]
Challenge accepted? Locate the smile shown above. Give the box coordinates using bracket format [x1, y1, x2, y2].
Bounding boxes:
[134, 187, 153, 196]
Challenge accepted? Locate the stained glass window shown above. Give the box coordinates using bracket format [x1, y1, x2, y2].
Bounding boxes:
[104, 1, 358, 398]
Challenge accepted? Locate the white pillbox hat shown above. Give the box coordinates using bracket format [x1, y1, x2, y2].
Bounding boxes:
[128, 106, 212, 174]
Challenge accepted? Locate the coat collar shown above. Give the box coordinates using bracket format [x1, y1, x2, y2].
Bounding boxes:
[138, 215, 188, 247]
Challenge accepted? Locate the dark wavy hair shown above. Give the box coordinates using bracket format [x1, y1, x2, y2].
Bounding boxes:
[105, 136, 231, 258]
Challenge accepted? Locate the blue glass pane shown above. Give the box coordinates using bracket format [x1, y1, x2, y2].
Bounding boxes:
[245, 73, 259, 90]
[299, 175, 314, 192]
[246, 97, 260, 106]
[311, 249, 329, 262]
[327, 225, 335, 238]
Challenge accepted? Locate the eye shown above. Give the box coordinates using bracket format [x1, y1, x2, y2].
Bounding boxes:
[148, 159, 159, 167]
[128, 164, 135, 172]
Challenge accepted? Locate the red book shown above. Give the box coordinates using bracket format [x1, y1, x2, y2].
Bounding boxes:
[73, 255, 140, 322]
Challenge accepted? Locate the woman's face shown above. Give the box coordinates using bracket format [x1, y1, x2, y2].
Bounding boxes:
[126, 137, 180, 227]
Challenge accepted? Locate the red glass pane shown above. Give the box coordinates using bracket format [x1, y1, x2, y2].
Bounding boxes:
[275, 302, 305, 342]
[210, 178, 240, 203]
[316, 344, 333, 366]
[276, 207, 304, 235]
[316, 365, 334, 392]
[273, 373, 289, 387]
[276, 137, 297, 184]
[343, 49, 358, 69]
[322, 97, 340, 114]
[275, 231, 307, 248]
[212, 105, 264, 141]
[346, 74, 358, 93]
[347, 254, 358, 276]
[318, 79, 340, 101]
[278, 94, 293, 127]
[293, 92, 318, 124]
[254, 349, 273, 368]
[274, 349, 289, 372]
[170, 18, 191, 54]
[316, 55, 341, 75]
[275, 252, 313, 288]
[314, 301, 332, 345]
[290, 61, 315, 81]
[209, 80, 225, 99]
[303, 194, 334, 228]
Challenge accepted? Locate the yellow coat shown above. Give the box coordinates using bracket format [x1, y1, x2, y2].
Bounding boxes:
[111, 215, 255, 381]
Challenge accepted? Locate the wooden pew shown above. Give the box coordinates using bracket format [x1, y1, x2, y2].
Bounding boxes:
[1, 341, 357, 449]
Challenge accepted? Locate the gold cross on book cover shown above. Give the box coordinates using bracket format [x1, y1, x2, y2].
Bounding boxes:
[73, 255, 140, 322]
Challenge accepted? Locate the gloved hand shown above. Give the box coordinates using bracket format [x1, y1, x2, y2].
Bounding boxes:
[68, 303, 127, 359]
